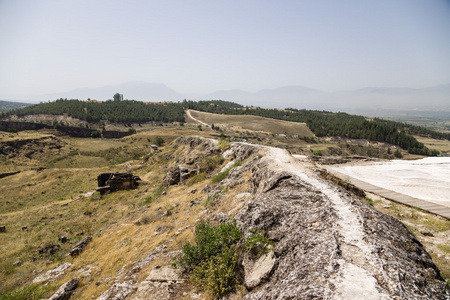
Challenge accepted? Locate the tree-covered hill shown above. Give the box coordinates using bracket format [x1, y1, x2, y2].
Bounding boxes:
[0, 100, 32, 111]
[2, 98, 448, 155]
[2, 98, 185, 123]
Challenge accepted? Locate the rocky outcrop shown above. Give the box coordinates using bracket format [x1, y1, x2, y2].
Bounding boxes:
[48, 277, 79, 300]
[233, 146, 449, 299]
[0, 136, 66, 158]
[97, 245, 174, 300]
[0, 121, 52, 132]
[164, 166, 197, 186]
[130, 266, 184, 300]
[38, 244, 60, 259]
[33, 262, 72, 283]
[70, 236, 92, 257]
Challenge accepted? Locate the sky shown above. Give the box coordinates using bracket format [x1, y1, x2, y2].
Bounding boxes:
[1, 0, 450, 101]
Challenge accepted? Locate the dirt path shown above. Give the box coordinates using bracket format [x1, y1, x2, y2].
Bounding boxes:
[185, 109, 209, 127]
[263, 147, 389, 299]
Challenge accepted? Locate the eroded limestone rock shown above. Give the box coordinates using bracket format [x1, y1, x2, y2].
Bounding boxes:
[33, 262, 72, 283]
[48, 277, 79, 300]
[243, 250, 276, 290]
[70, 236, 92, 257]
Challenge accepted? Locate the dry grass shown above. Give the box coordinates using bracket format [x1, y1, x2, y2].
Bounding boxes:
[415, 136, 450, 153]
[186, 109, 314, 137]
[370, 193, 450, 280]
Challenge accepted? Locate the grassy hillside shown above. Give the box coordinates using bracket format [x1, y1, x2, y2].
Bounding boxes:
[186, 109, 314, 137]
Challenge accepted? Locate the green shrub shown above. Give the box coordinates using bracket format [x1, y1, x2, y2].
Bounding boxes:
[154, 136, 165, 147]
[218, 140, 230, 150]
[191, 246, 238, 297]
[182, 220, 241, 269]
[312, 150, 323, 156]
[202, 157, 224, 172]
[365, 197, 374, 206]
[182, 220, 241, 297]
[91, 130, 101, 138]
[211, 160, 242, 183]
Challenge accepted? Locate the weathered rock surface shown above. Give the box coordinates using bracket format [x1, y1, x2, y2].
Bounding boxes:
[165, 137, 449, 299]
[33, 262, 72, 283]
[164, 166, 197, 186]
[48, 277, 79, 300]
[233, 145, 449, 299]
[130, 266, 184, 300]
[70, 236, 92, 257]
[243, 250, 276, 290]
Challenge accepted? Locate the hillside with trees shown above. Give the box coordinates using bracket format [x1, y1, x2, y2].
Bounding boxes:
[2, 98, 448, 155]
[0, 100, 32, 112]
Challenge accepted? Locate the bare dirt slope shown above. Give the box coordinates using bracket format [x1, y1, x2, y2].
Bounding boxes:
[185, 109, 314, 136]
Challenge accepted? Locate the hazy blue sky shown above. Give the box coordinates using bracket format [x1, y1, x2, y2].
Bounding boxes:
[1, 0, 449, 100]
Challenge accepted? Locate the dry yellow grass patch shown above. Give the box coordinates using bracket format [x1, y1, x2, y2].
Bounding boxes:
[415, 135, 450, 153]
[186, 109, 314, 137]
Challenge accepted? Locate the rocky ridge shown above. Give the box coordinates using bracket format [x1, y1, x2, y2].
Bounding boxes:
[190, 137, 448, 299]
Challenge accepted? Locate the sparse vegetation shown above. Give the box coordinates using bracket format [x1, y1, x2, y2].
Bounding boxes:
[365, 197, 374, 206]
[0, 283, 53, 300]
[154, 136, 165, 147]
[187, 173, 207, 186]
[244, 229, 275, 257]
[211, 160, 242, 183]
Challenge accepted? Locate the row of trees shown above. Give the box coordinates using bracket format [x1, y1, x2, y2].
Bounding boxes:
[3, 98, 185, 124]
[2, 98, 445, 155]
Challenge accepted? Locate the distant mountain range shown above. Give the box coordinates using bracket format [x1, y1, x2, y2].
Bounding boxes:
[10, 81, 450, 113]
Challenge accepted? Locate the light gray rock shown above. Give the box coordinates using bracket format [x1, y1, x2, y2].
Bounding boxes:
[33, 263, 72, 283]
[243, 251, 276, 289]
[130, 266, 184, 300]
